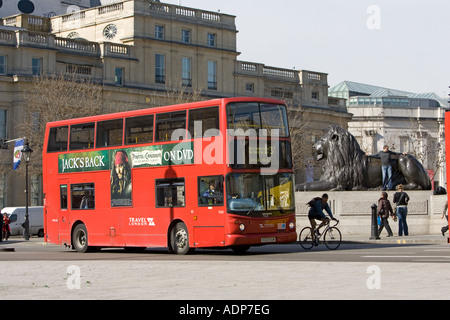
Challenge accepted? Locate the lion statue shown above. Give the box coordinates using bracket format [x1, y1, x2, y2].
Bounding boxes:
[297, 125, 432, 191]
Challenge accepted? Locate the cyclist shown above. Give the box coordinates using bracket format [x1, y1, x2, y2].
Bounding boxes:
[308, 194, 336, 239]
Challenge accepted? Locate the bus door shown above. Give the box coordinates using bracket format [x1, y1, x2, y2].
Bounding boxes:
[53, 180, 71, 245]
[195, 176, 226, 247]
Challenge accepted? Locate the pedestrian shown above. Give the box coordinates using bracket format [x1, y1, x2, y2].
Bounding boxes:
[441, 202, 449, 237]
[367, 145, 407, 191]
[393, 184, 410, 236]
[2, 213, 10, 241]
[377, 191, 394, 237]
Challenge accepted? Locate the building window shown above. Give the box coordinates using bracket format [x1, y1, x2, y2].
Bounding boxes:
[207, 33, 216, 47]
[182, 29, 191, 43]
[115, 67, 124, 85]
[207, 60, 217, 90]
[0, 110, 6, 139]
[155, 54, 165, 84]
[103, 24, 118, 40]
[155, 25, 165, 39]
[312, 92, 319, 100]
[182, 57, 192, 87]
[32, 58, 42, 76]
[0, 56, 6, 74]
[246, 83, 254, 93]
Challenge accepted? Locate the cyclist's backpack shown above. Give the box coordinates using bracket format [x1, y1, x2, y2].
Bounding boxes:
[307, 197, 321, 207]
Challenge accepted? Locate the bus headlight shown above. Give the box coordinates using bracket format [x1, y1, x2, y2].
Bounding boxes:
[289, 222, 295, 230]
[239, 223, 246, 232]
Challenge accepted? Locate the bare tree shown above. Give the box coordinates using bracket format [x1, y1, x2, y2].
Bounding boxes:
[13, 73, 109, 176]
[286, 103, 314, 183]
[145, 81, 205, 108]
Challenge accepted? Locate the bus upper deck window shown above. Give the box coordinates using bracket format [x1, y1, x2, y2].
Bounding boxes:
[97, 119, 123, 148]
[155, 111, 186, 142]
[47, 126, 68, 152]
[188, 107, 220, 138]
[125, 115, 154, 145]
[69, 123, 95, 151]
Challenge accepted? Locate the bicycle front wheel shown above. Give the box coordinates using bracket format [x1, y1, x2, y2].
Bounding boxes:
[324, 227, 342, 250]
[299, 227, 314, 250]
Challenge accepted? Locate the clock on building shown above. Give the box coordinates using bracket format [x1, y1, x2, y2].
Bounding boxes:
[103, 24, 118, 40]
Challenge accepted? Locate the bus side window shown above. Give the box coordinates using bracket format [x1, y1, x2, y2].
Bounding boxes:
[97, 119, 123, 148]
[125, 115, 154, 145]
[155, 111, 186, 142]
[70, 123, 95, 151]
[156, 178, 185, 207]
[71, 183, 95, 210]
[47, 126, 68, 152]
[60, 185, 68, 210]
[188, 106, 220, 138]
[198, 176, 223, 206]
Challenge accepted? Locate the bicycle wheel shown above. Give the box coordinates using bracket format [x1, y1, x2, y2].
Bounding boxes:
[324, 227, 342, 250]
[299, 227, 314, 250]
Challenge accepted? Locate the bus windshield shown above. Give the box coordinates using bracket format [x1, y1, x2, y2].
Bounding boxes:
[226, 173, 294, 216]
[227, 102, 289, 137]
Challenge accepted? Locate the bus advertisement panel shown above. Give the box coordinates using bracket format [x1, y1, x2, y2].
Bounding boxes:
[43, 98, 296, 254]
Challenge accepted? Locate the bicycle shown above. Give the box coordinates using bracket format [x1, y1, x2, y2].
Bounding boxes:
[299, 219, 342, 250]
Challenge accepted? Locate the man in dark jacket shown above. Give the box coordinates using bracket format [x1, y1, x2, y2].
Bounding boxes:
[308, 194, 336, 239]
[368, 145, 406, 191]
[377, 192, 394, 237]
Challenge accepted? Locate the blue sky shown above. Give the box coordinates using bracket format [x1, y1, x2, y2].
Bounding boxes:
[167, 0, 450, 97]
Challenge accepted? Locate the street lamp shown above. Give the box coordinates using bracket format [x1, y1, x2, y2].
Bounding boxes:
[22, 140, 33, 241]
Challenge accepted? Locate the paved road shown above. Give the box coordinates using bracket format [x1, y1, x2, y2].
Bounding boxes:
[1, 237, 449, 300]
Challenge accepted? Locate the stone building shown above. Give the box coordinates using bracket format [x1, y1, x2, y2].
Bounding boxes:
[0, 0, 350, 207]
[329, 81, 448, 189]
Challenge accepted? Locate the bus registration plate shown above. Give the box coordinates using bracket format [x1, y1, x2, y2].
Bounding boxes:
[261, 237, 276, 243]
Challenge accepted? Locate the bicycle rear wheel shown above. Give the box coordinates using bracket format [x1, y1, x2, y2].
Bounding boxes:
[299, 227, 314, 250]
[324, 227, 342, 250]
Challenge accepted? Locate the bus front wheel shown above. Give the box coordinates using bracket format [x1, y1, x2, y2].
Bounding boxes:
[169, 222, 192, 255]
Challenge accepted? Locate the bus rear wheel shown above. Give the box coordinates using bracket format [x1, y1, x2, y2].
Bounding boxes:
[72, 224, 91, 253]
[169, 222, 192, 255]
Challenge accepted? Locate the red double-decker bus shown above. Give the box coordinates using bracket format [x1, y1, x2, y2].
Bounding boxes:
[43, 97, 296, 254]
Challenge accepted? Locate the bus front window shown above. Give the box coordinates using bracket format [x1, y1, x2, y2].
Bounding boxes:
[227, 102, 289, 137]
[226, 173, 294, 216]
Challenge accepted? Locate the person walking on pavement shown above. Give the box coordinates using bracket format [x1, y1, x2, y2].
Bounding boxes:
[393, 184, 410, 236]
[2, 213, 10, 241]
[377, 191, 394, 237]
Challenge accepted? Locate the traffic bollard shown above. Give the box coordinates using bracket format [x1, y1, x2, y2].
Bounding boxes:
[370, 204, 380, 240]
